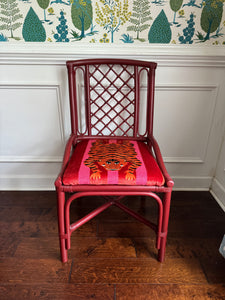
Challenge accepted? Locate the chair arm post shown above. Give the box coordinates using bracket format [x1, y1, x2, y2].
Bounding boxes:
[147, 136, 174, 188]
[62, 134, 77, 168]
[55, 134, 76, 188]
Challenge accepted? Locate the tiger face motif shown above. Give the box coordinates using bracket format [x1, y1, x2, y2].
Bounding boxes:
[84, 140, 142, 181]
[98, 157, 128, 171]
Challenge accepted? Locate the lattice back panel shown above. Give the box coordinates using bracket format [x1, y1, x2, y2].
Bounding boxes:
[88, 63, 136, 136]
[67, 60, 157, 138]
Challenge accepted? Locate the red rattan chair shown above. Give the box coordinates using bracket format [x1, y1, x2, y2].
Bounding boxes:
[55, 59, 174, 263]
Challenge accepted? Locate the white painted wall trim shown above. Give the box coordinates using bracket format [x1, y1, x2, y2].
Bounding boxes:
[0, 175, 213, 192]
[173, 176, 213, 191]
[0, 156, 63, 163]
[1, 44, 225, 67]
[0, 175, 56, 191]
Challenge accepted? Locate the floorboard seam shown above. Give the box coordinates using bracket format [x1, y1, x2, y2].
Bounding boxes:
[114, 284, 117, 300]
[68, 259, 74, 283]
[198, 258, 211, 284]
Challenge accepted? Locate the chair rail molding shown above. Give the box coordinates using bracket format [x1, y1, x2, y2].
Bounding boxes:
[1, 44, 225, 67]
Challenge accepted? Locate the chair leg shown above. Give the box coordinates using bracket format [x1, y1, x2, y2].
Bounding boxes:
[158, 236, 167, 262]
[57, 191, 68, 263]
[158, 190, 172, 262]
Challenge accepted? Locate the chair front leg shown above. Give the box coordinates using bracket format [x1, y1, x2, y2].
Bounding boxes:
[57, 190, 68, 263]
[158, 190, 172, 262]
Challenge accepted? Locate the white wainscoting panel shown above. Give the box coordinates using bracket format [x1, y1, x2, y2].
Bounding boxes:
[0, 83, 65, 161]
[0, 81, 66, 190]
[0, 46, 225, 204]
[154, 84, 218, 163]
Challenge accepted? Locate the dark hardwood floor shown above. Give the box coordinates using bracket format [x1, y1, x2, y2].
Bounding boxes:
[0, 191, 225, 299]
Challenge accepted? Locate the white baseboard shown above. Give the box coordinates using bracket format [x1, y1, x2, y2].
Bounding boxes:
[172, 176, 212, 191]
[2, 175, 225, 213]
[0, 175, 55, 191]
[210, 178, 225, 212]
[0, 175, 212, 191]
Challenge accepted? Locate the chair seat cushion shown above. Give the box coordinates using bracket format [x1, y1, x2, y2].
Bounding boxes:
[62, 139, 165, 186]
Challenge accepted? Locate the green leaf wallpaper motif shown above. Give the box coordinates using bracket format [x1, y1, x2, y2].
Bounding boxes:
[148, 9, 172, 43]
[200, 0, 223, 41]
[127, 0, 151, 41]
[22, 7, 46, 41]
[0, 0, 23, 40]
[36, 0, 50, 21]
[0, 0, 224, 44]
[95, 0, 131, 43]
[179, 12, 195, 43]
[170, 0, 183, 24]
[71, 0, 93, 39]
[54, 10, 69, 41]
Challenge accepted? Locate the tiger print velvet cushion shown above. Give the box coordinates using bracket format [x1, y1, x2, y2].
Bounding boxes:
[63, 139, 165, 186]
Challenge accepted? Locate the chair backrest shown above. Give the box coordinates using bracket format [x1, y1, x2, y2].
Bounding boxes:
[67, 59, 157, 140]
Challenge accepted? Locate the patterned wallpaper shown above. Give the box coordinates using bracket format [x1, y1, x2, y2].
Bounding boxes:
[0, 0, 224, 45]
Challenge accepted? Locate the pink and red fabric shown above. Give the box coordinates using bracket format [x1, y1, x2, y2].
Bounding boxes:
[63, 139, 164, 186]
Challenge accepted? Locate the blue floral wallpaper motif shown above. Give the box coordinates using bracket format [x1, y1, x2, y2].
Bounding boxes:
[0, 0, 224, 44]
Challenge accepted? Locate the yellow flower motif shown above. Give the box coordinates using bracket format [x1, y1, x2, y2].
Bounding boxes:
[100, 39, 103, 43]
[79, 0, 86, 6]
[171, 40, 176, 44]
[211, 2, 218, 8]
[103, 33, 108, 38]
[47, 37, 52, 42]
[48, 7, 54, 14]
[179, 9, 184, 16]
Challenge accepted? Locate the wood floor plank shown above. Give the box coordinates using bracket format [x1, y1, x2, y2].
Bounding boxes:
[0, 284, 114, 300]
[200, 256, 225, 284]
[0, 191, 56, 208]
[133, 237, 223, 260]
[1, 191, 224, 299]
[0, 221, 58, 237]
[94, 199, 158, 221]
[90, 205, 140, 222]
[13, 237, 60, 260]
[14, 237, 136, 259]
[132, 238, 157, 259]
[0, 219, 97, 238]
[98, 221, 156, 238]
[168, 219, 225, 238]
[0, 234, 20, 258]
[69, 237, 136, 259]
[116, 284, 225, 300]
[170, 204, 225, 221]
[70, 258, 207, 284]
[0, 258, 71, 284]
[0, 206, 57, 222]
